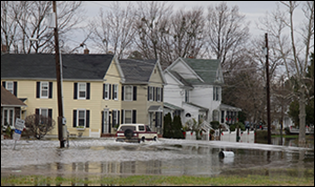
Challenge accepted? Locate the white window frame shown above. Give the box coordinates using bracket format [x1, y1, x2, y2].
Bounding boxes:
[78, 82, 86, 99]
[6, 81, 14, 94]
[39, 108, 48, 117]
[104, 83, 109, 100]
[124, 85, 133, 101]
[149, 86, 153, 101]
[213, 87, 220, 101]
[2, 108, 14, 126]
[113, 84, 118, 100]
[77, 109, 86, 127]
[156, 87, 161, 102]
[112, 110, 119, 126]
[124, 110, 132, 124]
[40, 81, 49, 98]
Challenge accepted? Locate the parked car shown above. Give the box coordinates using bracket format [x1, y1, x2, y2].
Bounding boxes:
[115, 124, 158, 143]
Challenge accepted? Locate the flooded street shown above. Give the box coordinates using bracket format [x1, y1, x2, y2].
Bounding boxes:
[1, 137, 314, 178]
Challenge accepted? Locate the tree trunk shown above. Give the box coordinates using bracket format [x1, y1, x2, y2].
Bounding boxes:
[298, 91, 306, 145]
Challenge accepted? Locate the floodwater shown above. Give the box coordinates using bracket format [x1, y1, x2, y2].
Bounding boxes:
[1, 137, 314, 180]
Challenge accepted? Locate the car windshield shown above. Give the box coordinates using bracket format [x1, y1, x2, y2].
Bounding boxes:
[119, 126, 136, 131]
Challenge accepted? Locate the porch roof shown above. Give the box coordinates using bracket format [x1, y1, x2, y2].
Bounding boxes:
[184, 102, 208, 112]
[1, 86, 26, 107]
[220, 103, 242, 111]
[163, 102, 184, 111]
[148, 105, 163, 112]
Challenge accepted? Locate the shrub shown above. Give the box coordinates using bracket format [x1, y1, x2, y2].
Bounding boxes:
[210, 121, 220, 129]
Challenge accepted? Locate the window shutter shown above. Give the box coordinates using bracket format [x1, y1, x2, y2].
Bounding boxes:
[153, 87, 156, 101]
[36, 82, 40, 98]
[48, 109, 52, 118]
[48, 109, 53, 125]
[147, 86, 150, 101]
[49, 82, 53, 98]
[161, 87, 163, 102]
[101, 111, 104, 133]
[86, 83, 90, 99]
[73, 110, 77, 127]
[86, 110, 90, 128]
[156, 87, 159, 101]
[155, 112, 158, 127]
[121, 110, 124, 124]
[121, 86, 124, 101]
[35, 109, 39, 115]
[13, 82, 17, 96]
[36, 109, 40, 124]
[109, 84, 111, 99]
[2, 81, 5, 88]
[103, 84, 105, 99]
[133, 86, 137, 101]
[132, 110, 137, 123]
[109, 115, 111, 133]
[118, 110, 120, 125]
[112, 110, 115, 127]
[112, 84, 115, 100]
[74, 83, 77, 99]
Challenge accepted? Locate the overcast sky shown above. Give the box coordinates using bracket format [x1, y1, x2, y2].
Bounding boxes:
[66, 1, 305, 53]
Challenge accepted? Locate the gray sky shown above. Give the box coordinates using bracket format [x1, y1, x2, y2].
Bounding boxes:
[67, 1, 305, 53]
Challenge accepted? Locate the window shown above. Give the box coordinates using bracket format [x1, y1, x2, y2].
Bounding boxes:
[185, 90, 189, 102]
[213, 87, 220, 101]
[6, 81, 14, 94]
[112, 110, 119, 127]
[40, 82, 49, 98]
[124, 86, 133, 101]
[78, 83, 86, 99]
[138, 125, 145, 131]
[149, 86, 153, 101]
[124, 110, 132, 123]
[113, 84, 118, 100]
[78, 110, 86, 127]
[3, 108, 14, 126]
[156, 87, 161, 102]
[40, 108, 48, 117]
[104, 84, 109, 100]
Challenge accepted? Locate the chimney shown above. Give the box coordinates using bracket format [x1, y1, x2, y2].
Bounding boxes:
[1, 44, 7, 53]
[84, 48, 89, 54]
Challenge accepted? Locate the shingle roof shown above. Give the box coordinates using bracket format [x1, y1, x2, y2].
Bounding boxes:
[119, 59, 156, 83]
[1, 86, 26, 106]
[168, 70, 193, 87]
[1, 53, 114, 80]
[182, 58, 220, 84]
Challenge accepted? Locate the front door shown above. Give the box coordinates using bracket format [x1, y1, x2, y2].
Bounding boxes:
[103, 109, 109, 134]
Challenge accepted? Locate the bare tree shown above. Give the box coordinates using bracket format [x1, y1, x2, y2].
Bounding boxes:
[257, 1, 314, 144]
[24, 114, 56, 140]
[170, 7, 206, 59]
[1, 1, 83, 54]
[206, 2, 250, 67]
[89, 2, 136, 58]
[133, 1, 173, 62]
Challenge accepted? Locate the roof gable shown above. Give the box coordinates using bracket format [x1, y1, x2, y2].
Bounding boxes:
[182, 58, 222, 84]
[1, 53, 114, 80]
[1, 86, 26, 106]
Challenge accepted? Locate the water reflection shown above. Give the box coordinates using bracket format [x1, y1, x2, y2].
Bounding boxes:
[1, 138, 314, 184]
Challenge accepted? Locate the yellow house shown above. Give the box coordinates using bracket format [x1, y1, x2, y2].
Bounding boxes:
[1, 53, 123, 138]
[119, 59, 166, 135]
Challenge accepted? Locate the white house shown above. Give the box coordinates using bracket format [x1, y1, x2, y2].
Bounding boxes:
[163, 57, 241, 126]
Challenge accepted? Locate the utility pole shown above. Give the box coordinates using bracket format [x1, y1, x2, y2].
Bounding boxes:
[265, 33, 271, 144]
[53, 1, 64, 148]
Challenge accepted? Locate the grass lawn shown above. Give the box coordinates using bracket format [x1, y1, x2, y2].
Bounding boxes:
[2, 168, 314, 186]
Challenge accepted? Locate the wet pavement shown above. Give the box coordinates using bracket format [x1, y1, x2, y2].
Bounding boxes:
[1, 137, 314, 178]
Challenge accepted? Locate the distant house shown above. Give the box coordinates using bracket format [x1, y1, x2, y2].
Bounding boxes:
[163, 57, 241, 126]
[1, 85, 27, 130]
[119, 59, 166, 134]
[1, 53, 123, 137]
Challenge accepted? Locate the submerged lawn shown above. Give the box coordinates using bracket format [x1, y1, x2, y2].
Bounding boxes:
[2, 169, 314, 186]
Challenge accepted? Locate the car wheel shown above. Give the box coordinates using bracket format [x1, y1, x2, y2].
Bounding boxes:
[153, 136, 157, 141]
[141, 136, 145, 142]
[124, 129, 134, 139]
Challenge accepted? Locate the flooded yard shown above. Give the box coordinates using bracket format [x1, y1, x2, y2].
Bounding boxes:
[1, 137, 314, 180]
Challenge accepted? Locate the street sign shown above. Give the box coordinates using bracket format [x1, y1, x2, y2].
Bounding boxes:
[14, 129, 22, 134]
[13, 133, 21, 141]
[15, 118, 25, 131]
